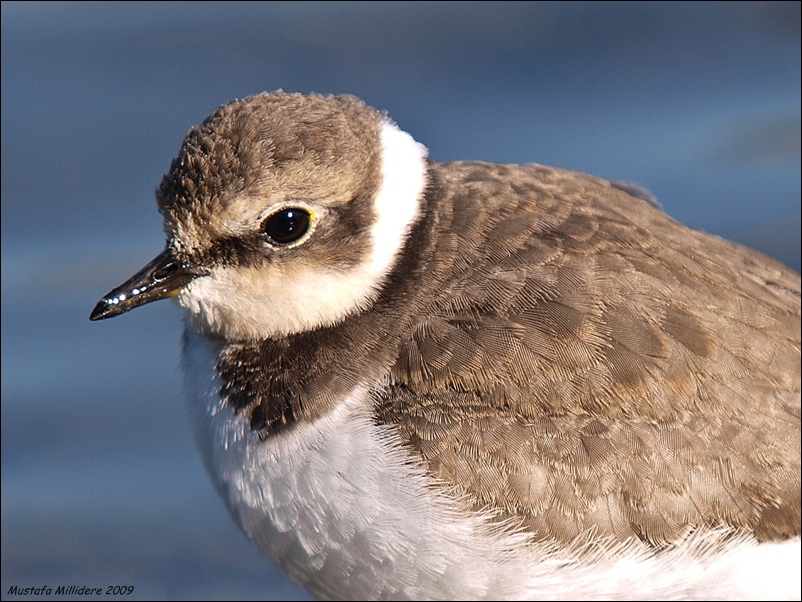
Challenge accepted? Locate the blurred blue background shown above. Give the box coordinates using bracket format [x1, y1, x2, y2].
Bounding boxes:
[2, 2, 799, 600]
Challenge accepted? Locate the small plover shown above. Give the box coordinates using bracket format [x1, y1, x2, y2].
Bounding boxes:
[91, 92, 800, 600]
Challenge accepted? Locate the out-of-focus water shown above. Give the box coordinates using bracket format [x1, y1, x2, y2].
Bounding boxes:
[2, 2, 799, 600]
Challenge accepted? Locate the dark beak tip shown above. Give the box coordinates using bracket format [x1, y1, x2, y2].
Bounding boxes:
[88, 247, 205, 323]
[89, 299, 111, 321]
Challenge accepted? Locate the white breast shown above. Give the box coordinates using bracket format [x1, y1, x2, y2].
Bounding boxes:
[182, 328, 801, 601]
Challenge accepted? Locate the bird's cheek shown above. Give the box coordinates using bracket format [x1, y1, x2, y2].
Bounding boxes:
[177, 275, 227, 332]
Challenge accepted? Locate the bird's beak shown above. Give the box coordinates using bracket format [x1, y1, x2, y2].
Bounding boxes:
[89, 247, 208, 321]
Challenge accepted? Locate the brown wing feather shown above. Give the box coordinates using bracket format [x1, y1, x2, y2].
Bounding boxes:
[378, 162, 801, 547]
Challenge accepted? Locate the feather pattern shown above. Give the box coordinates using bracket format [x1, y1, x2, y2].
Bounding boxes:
[380, 162, 800, 546]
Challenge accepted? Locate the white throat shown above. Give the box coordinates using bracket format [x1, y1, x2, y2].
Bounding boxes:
[178, 120, 428, 340]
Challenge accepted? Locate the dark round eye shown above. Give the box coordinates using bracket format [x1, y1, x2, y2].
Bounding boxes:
[261, 207, 312, 245]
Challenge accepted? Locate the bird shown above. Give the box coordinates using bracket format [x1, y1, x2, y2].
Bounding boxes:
[90, 91, 801, 600]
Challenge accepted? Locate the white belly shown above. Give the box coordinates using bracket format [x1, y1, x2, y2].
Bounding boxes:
[183, 328, 801, 601]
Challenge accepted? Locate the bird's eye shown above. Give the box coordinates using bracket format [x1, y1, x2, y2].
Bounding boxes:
[261, 207, 312, 245]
